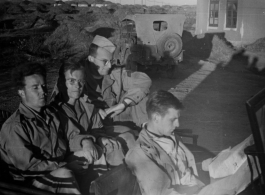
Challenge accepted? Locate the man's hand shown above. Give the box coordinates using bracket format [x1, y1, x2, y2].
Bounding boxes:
[65, 158, 89, 171]
[81, 139, 98, 163]
[105, 103, 125, 118]
[98, 137, 120, 152]
[105, 99, 133, 118]
[98, 109, 107, 119]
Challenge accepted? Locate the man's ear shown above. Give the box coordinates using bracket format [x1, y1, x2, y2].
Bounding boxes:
[18, 89, 25, 98]
[153, 112, 161, 123]
[88, 55, 94, 63]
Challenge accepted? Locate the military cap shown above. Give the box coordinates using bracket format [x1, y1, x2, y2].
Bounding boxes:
[92, 35, 116, 54]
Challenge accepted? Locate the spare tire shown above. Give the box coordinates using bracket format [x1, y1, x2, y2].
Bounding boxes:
[157, 33, 183, 58]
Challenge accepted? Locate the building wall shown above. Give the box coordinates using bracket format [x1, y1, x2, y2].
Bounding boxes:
[240, 0, 265, 45]
[195, 0, 265, 46]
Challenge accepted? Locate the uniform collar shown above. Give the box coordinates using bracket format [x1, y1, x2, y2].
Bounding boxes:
[143, 123, 177, 147]
[18, 103, 53, 126]
[19, 102, 43, 119]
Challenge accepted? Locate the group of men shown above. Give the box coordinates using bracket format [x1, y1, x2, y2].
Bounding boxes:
[0, 35, 256, 195]
[0, 35, 150, 194]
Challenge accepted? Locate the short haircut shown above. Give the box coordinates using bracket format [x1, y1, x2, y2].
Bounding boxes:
[60, 59, 85, 76]
[88, 43, 99, 57]
[146, 90, 184, 119]
[11, 62, 46, 90]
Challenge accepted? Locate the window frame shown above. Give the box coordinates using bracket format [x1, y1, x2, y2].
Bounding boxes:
[226, 0, 238, 28]
[153, 21, 168, 32]
[209, 0, 219, 27]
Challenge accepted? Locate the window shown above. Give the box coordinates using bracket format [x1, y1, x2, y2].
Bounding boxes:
[153, 21, 168, 31]
[209, 0, 219, 27]
[226, 0, 238, 28]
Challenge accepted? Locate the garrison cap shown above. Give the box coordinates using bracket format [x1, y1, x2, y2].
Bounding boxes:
[92, 35, 116, 54]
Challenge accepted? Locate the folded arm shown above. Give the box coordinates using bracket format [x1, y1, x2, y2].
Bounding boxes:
[111, 69, 152, 106]
[121, 71, 152, 105]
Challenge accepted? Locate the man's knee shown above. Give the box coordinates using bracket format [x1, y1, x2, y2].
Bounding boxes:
[50, 168, 74, 178]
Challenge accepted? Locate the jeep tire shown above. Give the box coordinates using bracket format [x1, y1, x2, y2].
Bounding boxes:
[157, 33, 183, 58]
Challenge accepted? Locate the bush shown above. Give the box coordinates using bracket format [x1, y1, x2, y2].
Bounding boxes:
[245, 37, 265, 53]
[44, 21, 93, 61]
[183, 32, 235, 63]
[209, 35, 235, 63]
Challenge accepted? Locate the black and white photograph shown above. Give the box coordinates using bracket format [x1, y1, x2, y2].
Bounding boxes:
[0, 0, 264, 194]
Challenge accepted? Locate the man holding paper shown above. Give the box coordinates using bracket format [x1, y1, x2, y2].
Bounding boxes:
[126, 90, 259, 195]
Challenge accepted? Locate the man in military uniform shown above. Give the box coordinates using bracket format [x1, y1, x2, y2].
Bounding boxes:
[0, 62, 106, 194]
[84, 35, 152, 127]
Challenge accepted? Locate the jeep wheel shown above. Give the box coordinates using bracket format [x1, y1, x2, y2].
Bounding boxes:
[157, 33, 183, 58]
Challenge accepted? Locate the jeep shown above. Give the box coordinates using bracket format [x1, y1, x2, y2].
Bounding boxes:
[115, 14, 186, 78]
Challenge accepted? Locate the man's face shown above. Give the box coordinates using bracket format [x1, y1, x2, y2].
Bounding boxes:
[19, 74, 47, 112]
[65, 69, 85, 102]
[89, 47, 113, 76]
[156, 108, 180, 136]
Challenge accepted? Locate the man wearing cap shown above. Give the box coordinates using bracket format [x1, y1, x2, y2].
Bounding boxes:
[83, 35, 152, 128]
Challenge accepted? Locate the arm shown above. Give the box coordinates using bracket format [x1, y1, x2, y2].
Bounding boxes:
[55, 108, 96, 152]
[125, 148, 180, 195]
[49, 105, 100, 161]
[112, 69, 152, 106]
[104, 98, 132, 118]
[0, 122, 60, 173]
[104, 69, 151, 117]
[121, 70, 152, 105]
[58, 113, 100, 161]
[79, 138, 98, 163]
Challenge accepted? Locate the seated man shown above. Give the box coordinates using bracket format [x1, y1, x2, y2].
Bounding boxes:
[52, 35, 152, 128]
[50, 60, 136, 167]
[0, 62, 106, 194]
[125, 90, 258, 195]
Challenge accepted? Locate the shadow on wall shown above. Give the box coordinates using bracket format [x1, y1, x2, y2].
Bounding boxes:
[183, 31, 214, 59]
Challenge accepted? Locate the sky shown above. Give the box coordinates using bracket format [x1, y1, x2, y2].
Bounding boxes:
[107, 0, 197, 6]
